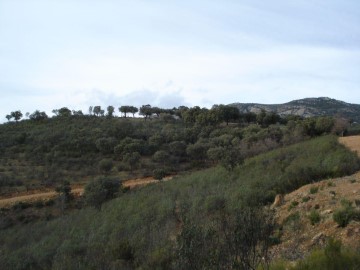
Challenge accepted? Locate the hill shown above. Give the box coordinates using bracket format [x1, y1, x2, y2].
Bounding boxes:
[231, 97, 360, 122]
[1, 136, 359, 269]
[272, 171, 360, 261]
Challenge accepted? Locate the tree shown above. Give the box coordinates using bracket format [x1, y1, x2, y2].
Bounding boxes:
[95, 137, 117, 154]
[93, 106, 101, 116]
[88, 106, 93, 115]
[107, 106, 115, 118]
[152, 150, 170, 166]
[72, 110, 83, 116]
[53, 107, 71, 117]
[182, 106, 202, 125]
[119, 105, 139, 118]
[98, 159, 113, 174]
[153, 169, 166, 180]
[168, 141, 187, 163]
[5, 114, 11, 121]
[195, 108, 221, 126]
[139, 104, 153, 120]
[123, 152, 141, 172]
[55, 180, 72, 213]
[175, 207, 275, 270]
[213, 105, 240, 125]
[29, 110, 48, 121]
[10, 110, 23, 122]
[119, 106, 130, 118]
[83, 177, 121, 210]
[129, 106, 138, 117]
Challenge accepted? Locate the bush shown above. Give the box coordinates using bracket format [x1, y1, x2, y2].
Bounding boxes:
[333, 207, 354, 227]
[309, 186, 319, 194]
[283, 212, 301, 231]
[292, 238, 360, 270]
[288, 201, 299, 211]
[153, 169, 166, 180]
[98, 159, 113, 174]
[308, 209, 321, 225]
[83, 177, 121, 210]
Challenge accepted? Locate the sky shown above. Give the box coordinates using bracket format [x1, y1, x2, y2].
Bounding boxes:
[0, 0, 359, 120]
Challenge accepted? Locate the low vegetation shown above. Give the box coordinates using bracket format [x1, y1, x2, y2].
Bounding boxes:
[0, 135, 359, 269]
[268, 238, 360, 270]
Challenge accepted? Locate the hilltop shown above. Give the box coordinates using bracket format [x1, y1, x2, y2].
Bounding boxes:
[231, 97, 360, 122]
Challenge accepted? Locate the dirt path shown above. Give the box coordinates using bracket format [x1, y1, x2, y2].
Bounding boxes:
[339, 135, 360, 157]
[0, 176, 172, 208]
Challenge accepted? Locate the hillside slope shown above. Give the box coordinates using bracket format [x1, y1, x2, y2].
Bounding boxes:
[231, 97, 360, 122]
[272, 136, 360, 260]
[272, 172, 360, 260]
[1, 136, 359, 269]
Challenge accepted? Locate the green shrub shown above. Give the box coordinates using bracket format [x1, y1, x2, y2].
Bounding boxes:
[153, 169, 166, 180]
[83, 177, 121, 210]
[98, 159, 113, 174]
[308, 209, 321, 225]
[309, 186, 319, 194]
[327, 181, 336, 187]
[292, 238, 360, 270]
[283, 212, 301, 231]
[333, 207, 354, 227]
[288, 201, 299, 211]
[302, 196, 310, 203]
[34, 200, 44, 208]
[340, 198, 353, 208]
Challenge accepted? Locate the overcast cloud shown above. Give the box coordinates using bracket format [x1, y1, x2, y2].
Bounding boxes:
[0, 0, 359, 121]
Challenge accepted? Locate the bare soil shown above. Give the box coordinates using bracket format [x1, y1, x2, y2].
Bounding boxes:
[270, 136, 360, 260]
[0, 176, 172, 208]
[339, 135, 360, 155]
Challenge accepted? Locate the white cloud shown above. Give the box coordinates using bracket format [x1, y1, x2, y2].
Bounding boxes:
[1, 0, 359, 122]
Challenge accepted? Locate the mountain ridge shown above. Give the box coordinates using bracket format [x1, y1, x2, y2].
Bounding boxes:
[230, 97, 360, 122]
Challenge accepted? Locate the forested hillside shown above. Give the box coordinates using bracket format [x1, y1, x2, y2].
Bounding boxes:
[0, 136, 359, 269]
[1, 104, 359, 269]
[1, 104, 346, 195]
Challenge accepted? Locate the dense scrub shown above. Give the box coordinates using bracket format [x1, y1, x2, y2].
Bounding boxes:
[0, 109, 342, 194]
[269, 238, 360, 270]
[0, 136, 358, 269]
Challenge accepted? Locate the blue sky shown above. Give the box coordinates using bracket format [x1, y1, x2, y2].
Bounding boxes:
[1, 0, 359, 120]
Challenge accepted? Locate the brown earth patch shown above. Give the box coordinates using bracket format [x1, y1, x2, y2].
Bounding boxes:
[0, 176, 173, 208]
[339, 135, 360, 157]
[271, 172, 360, 260]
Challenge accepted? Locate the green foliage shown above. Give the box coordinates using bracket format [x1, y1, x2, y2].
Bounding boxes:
[0, 134, 359, 269]
[308, 209, 321, 225]
[10, 110, 23, 122]
[327, 181, 336, 187]
[291, 238, 360, 270]
[98, 158, 113, 174]
[309, 186, 319, 194]
[55, 180, 72, 199]
[153, 169, 166, 180]
[283, 212, 301, 229]
[175, 207, 275, 270]
[288, 200, 299, 211]
[123, 152, 141, 171]
[332, 199, 360, 227]
[29, 110, 48, 121]
[83, 177, 121, 209]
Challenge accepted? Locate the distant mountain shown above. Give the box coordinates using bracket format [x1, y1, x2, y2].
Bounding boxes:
[230, 97, 360, 122]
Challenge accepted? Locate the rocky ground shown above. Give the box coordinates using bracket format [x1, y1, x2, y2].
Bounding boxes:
[271, 136, 360, 260]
